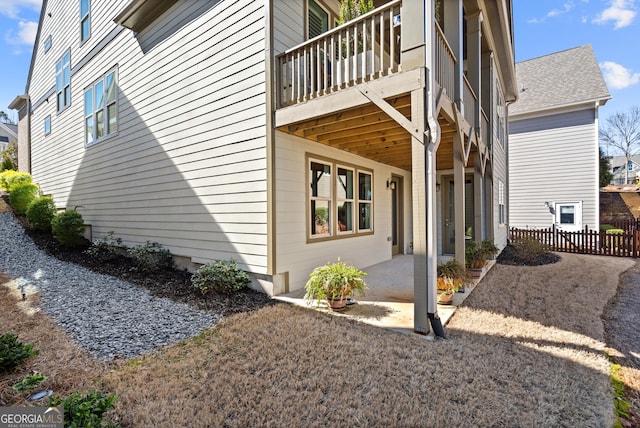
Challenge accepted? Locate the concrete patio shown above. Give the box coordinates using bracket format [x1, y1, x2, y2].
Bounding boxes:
[275, 255, 494, 338]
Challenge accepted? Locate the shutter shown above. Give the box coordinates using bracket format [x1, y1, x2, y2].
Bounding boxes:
[308, 0, 329, 39]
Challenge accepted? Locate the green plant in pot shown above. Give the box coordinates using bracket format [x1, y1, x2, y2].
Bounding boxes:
[465, 239, 499, 278]
[437, 277, 457, 305]
[304, 260, 367, 311]
[437, 259, 471, 293]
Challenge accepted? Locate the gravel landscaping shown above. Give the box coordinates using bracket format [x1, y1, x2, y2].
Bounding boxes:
[0, 211, 220, 360]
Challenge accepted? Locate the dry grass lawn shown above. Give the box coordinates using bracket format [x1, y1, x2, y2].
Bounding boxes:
[1, 253, 635, 426]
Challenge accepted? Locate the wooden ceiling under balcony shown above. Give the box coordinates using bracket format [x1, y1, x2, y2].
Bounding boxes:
[276, 94, 472, 172]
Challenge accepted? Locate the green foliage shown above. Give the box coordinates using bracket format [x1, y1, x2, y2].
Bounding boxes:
[0, 333, 39, 372]
[49, 390, 119, 428]
[1, 140, 18, 172]
[437, 259, 471, 284]
[304, 260, 367, 306]
[611, 364, 631, 421]
[465, 240, 499, 269]
[84, 232, 123, 262]
[8, 183, 39, 214]
[3, 171, 32, 192]
[12, 374, 48, 392]
[599, 224, 615, 232]
[191, 259, 251, 294]
[128, 241, 173, 272]
[338, 0, 374, 24]
[51, 210, 86, 248]
[26, 196, 56, 231]
[606, 228, 625, 235]
[599, 147, 614, 187]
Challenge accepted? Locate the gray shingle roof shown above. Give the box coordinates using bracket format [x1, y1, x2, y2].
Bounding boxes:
[510, 45, 611, 116]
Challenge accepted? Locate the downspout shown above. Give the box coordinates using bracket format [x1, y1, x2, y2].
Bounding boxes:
[424, 4, 444, 338]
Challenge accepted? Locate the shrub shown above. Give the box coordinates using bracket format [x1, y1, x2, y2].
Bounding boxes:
[0, 333, 39, 372]
[49, 390, 118, 428]
[51, 210, 86, 248]
[84, 231, 123, 262]
[0, 157, 13, 172]
[606, 228, 625, 235]
[192, 259, 251, 294]
[26, 196, 56, 231]
[599, 224, 615, 232]
[13, 374, 48, 392]
[2, 171, 32, 192]
[8, 183, 40, 214]
[128, 241, 173, 272]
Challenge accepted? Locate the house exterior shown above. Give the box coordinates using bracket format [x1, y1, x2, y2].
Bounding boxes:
[0, 122, 18, 154]
[508, 45, 610, 232]
[11, 0, 517, 334]
[609, 155, 640, 185]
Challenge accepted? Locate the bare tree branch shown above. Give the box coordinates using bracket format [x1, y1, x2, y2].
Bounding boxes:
[599, 106, 640, 184]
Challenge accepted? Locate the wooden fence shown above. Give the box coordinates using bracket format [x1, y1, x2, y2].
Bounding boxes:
[510, 225, 640, 258]
[602, 218, 640, 232]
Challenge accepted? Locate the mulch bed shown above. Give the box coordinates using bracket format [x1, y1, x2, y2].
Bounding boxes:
[2, 195, 275, 317]
[496, 244, 561, 266]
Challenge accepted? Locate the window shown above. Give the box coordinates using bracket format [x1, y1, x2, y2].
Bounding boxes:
[56, 50, 71, 112]
[44, 116, 51, 135]
[84, 69, 117, 145]
[498, 180, 505, 225]
[80, 0, 91, 42]
[308, 155, 373, 240]
[43, 35, 52, 53]
[308, 0, 329, 39]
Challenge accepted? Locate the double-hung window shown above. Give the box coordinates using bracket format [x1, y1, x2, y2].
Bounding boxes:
[80, 0, 91, 42]
[496, 81, 506, 149]
[56, 50, 71, 112]
[84, 69, 117, 145]
[498, 180, 505, 225]
[308, 155, 373, 240]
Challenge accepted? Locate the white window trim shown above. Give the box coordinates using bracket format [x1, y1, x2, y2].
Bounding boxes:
[84, 68, 118, 146]
[56, 50, 71, 113]
[498, 180, 505, 226]
[307, 154, 374, 242]
[44, 116, 51, 136]
[80, 0, 91, 42]
[554, 201, 583, 231]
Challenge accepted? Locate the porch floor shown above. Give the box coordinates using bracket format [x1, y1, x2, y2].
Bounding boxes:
[275, 255, 494, 338]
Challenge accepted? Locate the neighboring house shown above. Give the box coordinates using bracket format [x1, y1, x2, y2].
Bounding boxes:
[609, 155, 640, 185]
[0, 122, 18, 154]
[10, 0, 517, 334]
[508, 45, 610, 232]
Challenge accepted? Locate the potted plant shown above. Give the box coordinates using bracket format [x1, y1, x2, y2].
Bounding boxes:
[465, 239, 499, 278]
[437, 259, 471, 293]
[304, 260, 367, 311]
[437, 277, 457, 305]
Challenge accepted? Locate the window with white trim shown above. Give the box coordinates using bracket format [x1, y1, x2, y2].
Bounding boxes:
[56, 50, 71, 113]
[498, 180, 505, 225]
[84, 69, 117, 145]
[44, 116, 51, 136]
[554, 201, 582, 231]
[43, 35, 52, 53]
[496, 81, 505, 149]
[80, 0, 91, 42]
[308, 156, 373, 240]
[308, 0, 329, 39]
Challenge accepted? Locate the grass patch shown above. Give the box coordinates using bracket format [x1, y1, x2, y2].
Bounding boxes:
[611, 363, 631, 425]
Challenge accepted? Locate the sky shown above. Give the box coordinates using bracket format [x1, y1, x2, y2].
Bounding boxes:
[0, 0, 638, 128]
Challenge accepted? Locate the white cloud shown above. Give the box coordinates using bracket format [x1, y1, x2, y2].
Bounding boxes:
[547, 2, 575, 17]
[5, 20, 38, 46]
[593, 0, 637, 29]
[0, 0, 41, 19]
[600, 61, 640, 89]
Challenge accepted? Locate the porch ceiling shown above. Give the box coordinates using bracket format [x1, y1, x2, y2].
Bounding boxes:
[276, 95, 414, 171]
[436, 116, 476, 170]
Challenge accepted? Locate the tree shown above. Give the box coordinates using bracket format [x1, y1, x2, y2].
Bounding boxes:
[1, 141, 18, 172]
[0, 111, 14, 125]
[599, 147, 613, 187]
[337, 0, 374, 24]
[600, 106, 640, 184]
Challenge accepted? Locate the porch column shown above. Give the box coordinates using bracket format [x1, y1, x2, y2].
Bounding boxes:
[474, 151, 484, 240]
[485, 166, 494, 240]
[453, 132, 466, 264]
[444, 0, 463, 109]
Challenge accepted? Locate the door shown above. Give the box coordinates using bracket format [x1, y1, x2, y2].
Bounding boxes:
[554, 201, 582, 231]
[391, 176, 403, 255]
[443, 176, 455, 254]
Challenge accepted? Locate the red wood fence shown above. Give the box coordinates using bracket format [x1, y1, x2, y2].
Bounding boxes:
[510, 225, 640, 258]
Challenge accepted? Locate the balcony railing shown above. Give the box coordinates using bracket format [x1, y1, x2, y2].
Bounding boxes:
[462, 74, 477, 127]
[276, 0, 402, 108]
[435, 22, 456, 100]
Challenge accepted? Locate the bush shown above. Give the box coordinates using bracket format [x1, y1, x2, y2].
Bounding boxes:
[192, 259, 251, 294]
[510, 238, 549, 264]
[128, 241, 173, 272]
[84, 231, 123, 262]
[49, 390, 119, 428]
[13, 374, 48, 392]
[0, 157, 13, 172]
[600, 224, 615, 232]
[51, 210, 86, 248]
[8, 183, 40, 214]
[1, 171, 32, 192]
[26, 196, 56, 231]
[0, 333, 39, 372]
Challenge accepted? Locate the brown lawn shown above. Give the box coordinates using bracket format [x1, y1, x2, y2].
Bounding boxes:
[1, 254, 637, 426]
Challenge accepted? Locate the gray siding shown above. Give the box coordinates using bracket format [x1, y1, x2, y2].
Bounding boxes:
[509, 109, 599, 229]
[27, 0, 269, 273]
